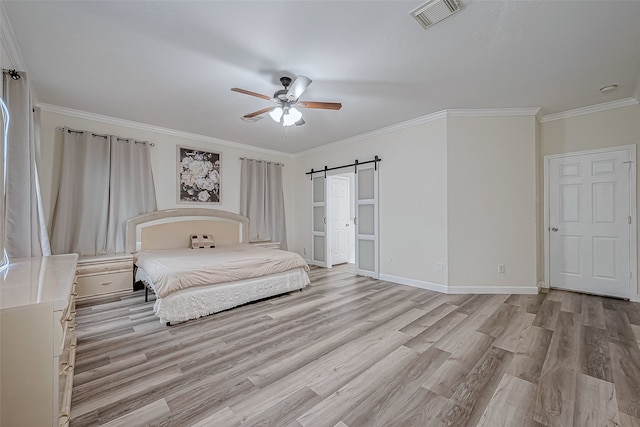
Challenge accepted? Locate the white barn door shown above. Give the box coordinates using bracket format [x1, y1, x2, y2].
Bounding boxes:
[355, 163, 379, 278]
[547, 146, 635, 299]
[311, 175, 329, 267]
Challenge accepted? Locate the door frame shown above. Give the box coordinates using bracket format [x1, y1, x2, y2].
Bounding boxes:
[328, 174, 353, 266]
[310, 171, 357, 269]
[543, 144, 637, 300]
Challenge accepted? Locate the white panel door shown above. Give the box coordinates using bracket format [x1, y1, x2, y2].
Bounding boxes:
[355, 164, 379, 278]
[311, 176, 329, 267]
[549, 148, 632, 298]
[330, 176, 350, 265]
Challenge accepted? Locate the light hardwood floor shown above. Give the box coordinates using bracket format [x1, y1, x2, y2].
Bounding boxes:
[70, 266, 640, 427]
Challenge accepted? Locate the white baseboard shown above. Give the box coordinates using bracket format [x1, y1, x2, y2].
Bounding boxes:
[447, 285, 539, 295]
[379, 274, 448, 293]
[379, 273, 538, 295]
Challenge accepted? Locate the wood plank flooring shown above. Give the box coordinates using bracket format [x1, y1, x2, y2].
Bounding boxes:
[70, 266, 640, 427]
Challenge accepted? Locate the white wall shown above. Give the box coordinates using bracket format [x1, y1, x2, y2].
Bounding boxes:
[1, 2, 24, 80]
[0, 7, 13, 70]
[539, 103, 640, 298]
[540, 104, 640, 155]
[38, 110, 294, 246]
[292, 118, 449, 286]
[0, 44, 9, 69]
[292, 113, 539, 292]
[447, 116, 538, 289]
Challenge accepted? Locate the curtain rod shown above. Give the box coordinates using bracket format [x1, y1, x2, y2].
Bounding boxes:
[61, 127, 155, 146]
[239, 157, 284, 167]
[3, 69, 22, 80]
[305, 155, 381, 180]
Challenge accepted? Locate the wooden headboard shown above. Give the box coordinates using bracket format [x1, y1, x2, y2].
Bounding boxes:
[125, 208, 249, 253]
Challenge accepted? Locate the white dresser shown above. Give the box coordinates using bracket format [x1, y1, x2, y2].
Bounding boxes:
[0, 254, 79, 427]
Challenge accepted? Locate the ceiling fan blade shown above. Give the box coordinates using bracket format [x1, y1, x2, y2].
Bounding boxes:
[298, 101, 342, 110]
[243, 106, 275, 118]
[286, 75, 312, 101]
[231, 87, 272, 101]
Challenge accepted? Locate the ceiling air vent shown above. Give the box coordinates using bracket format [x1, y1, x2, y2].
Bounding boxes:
[411, 0, 461, 30]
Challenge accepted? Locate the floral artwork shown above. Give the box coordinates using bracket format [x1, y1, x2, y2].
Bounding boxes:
[178, 147, 221, 203]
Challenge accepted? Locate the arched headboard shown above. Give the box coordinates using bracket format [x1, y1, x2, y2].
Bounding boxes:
[126, 208, 249, 253]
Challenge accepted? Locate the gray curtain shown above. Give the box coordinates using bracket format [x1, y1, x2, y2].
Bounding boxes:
[107, 137, 157, 253]
[2, 70, 51, 258]
[51, 130, 156, 256]
[51, 131, 110, 255]
[240, 159, 287, 249]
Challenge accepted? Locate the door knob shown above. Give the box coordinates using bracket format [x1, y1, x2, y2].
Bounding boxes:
[551, 227, 559, 232]
[346, 224, 349, 227]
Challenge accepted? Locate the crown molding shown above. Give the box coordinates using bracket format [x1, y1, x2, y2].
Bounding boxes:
[37, 103, 295, 158]
[446, 107, 541, 118]
[294, 110, 448, 158]
[294, 107, 540, 158]
[539, 97, 639, 123]
[0, 2, 26, 72]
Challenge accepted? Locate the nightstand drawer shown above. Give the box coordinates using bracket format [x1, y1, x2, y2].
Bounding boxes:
[250, 241, 281, 249]
[77, 271, 132, 297]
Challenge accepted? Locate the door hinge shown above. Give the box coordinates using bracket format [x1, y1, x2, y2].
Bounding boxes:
[629, 216, 632, 225]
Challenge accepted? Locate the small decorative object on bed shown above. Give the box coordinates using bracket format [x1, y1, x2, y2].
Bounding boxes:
[191, 234, 215, 249]
[177, 146, 221, 203]
[126, 208, 310, 324]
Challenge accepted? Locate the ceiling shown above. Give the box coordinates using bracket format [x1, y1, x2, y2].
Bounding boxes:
[3, 1, 640, 154]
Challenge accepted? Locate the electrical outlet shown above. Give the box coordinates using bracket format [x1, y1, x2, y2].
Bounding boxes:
[437, 262, 444, 272]
[389, 257, 393, 264]
[303, 247, 307, 255]
[498, 264, 506, 274]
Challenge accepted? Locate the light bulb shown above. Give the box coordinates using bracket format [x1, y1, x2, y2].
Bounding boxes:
[282, 107, 302, 127]
[269, 107, 283, 122]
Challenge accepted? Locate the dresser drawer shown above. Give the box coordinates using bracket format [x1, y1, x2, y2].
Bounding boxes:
[58, 331, 76, 427]
[54, 280, 76, 357]
[77, 271, 132, 298]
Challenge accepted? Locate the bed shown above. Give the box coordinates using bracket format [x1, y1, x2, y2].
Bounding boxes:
[126, 208, 310, 323]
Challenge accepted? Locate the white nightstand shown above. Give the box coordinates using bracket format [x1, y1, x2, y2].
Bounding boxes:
[249, 241, 281, 250]
[76, 253, 134, 299]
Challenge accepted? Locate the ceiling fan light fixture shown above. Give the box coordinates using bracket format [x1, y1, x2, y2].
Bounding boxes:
[269, 107, 283, 122]
[232, 75, 340, 126]
[282, 107, 302, 126]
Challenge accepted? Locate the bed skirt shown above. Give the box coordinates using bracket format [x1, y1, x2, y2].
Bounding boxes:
[136, 267, 310, 323]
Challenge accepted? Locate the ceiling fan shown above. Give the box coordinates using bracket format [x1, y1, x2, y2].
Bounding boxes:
[231, 75, 342, 127]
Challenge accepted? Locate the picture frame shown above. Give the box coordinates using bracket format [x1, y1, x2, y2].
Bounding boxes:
[177, 146, 221, 204]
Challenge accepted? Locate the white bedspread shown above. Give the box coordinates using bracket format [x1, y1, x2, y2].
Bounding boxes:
[135, 244, 310, 299]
